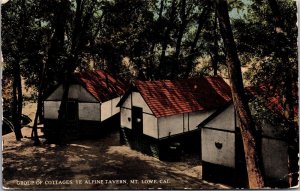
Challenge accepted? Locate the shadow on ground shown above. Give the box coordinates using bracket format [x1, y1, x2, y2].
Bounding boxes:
[3, 129, 229, 189]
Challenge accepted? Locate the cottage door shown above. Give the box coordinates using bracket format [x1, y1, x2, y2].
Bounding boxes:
[132, 106, 143, 150]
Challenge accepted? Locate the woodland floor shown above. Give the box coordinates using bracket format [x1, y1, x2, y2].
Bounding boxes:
[2, 102, 230, 190]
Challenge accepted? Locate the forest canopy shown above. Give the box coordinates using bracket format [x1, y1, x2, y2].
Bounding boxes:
[1, 0, 298, 188]
[2, 0, 297, 85]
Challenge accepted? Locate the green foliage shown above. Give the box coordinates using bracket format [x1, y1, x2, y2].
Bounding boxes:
[2, 0, 297, 105]
[249, 96, 289, 140]
[2, 0, 64, 93]
[232, 0, 298, 135]
[235, 0, 297, 92]
[2, 0, 230, 85]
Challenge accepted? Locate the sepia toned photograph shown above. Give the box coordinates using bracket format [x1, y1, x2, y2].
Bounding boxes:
[1, 0, 298, 189]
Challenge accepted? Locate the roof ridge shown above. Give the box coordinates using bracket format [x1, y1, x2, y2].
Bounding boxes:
[73, 69, 127, 102]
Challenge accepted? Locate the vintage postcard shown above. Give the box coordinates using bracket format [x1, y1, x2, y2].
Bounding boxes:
[1, 0, 298, 190]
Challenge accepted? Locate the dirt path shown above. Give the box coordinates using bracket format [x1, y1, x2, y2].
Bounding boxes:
[2, 103, 230, 190]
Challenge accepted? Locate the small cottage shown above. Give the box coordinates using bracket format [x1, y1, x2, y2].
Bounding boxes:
[43, 69, 127, 141]
[117, 76, 232, 160]
[199, 103, 245, 186]
[199, 85, 298, 187]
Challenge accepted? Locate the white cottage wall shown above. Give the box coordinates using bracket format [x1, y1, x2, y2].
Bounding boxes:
[143, 114, 158, 138]
[132, 92, 152, 113]
[111, 97, 121, 116]
[79, 103, 100, 121]
[122, 94, 131, 108]
[68, 85, 78, 99]
[189, 110, 215, 131]
[101, 96, 122, 121]
[120, 92, 158, 138]
[121, 108, 132, 129]
[46, 84, 97, 102]
[205, 104, 235, 131]
[202, 102, 290, 185]
[183, 113, 189, 132]
[47, 85, 63, 100]
[202, 128, 235, 168]
[44, 101, 61, 119]
[157, 110, 215, 138]
[101, 100, 112, 121]
[250, 103, 289, 182]
[158, 114, 184, 138]
[261, 120, 286, 139]
[77, 86, 98, 102]
[262, 138, 288, 181]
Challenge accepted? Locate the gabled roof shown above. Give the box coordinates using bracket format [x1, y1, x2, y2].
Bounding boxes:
[119, 76, 232, 118]
[73, 70, 127, 102]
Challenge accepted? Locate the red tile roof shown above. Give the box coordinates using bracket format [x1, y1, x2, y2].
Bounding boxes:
[74, 70, 127, 102]
[135, 76, 232, 117]
[246, 85, 298, 120]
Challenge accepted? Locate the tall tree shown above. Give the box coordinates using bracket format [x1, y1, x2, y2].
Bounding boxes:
[170, 0, 187, 78]
[158, 0, 177, 78]
[56, 0, 101, 143]
[55, 0, 74, 144]
[184, 4, 212, 78]
[11, 58, 23, 140]
[216, 0, 264, 188]
[211, 7, 219, 76]
[31, 62, 46, 145]
[267, 0, 298, 186]
[3, 0, 31, 141]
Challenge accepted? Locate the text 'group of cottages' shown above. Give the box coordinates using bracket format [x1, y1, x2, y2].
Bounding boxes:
[43, 69, 293, 187]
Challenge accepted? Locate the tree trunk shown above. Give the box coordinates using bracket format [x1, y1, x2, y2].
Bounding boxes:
[212, 8, 219, 76]
[56, 0, 73, 144]
[72, 0, 83, 52]
[171, 0, 187, 78]
[31, 62, 47, 146]
[267, 0, 298, 187]
[148, 42, 156, 79]
[216, 0, 264, 188]
[158, 0, 177, 78]
[158, 0, 164, 19]
[43, 0, 69, 143]
[56, 0, 93, 143]
[32, 103, 41, 145]
[184, 5, 211, 78]
[149, 0, 164, 79]
[12, 62, 23, 141]
[57, 73, 70, 144]
[11, 0, 29, 141]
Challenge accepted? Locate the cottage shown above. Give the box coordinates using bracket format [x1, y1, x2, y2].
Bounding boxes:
[199, 102, 245, 186]
[43, 69, 127, 141]
[199, 85, 297, 187]
[117, 76, 232, 160]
